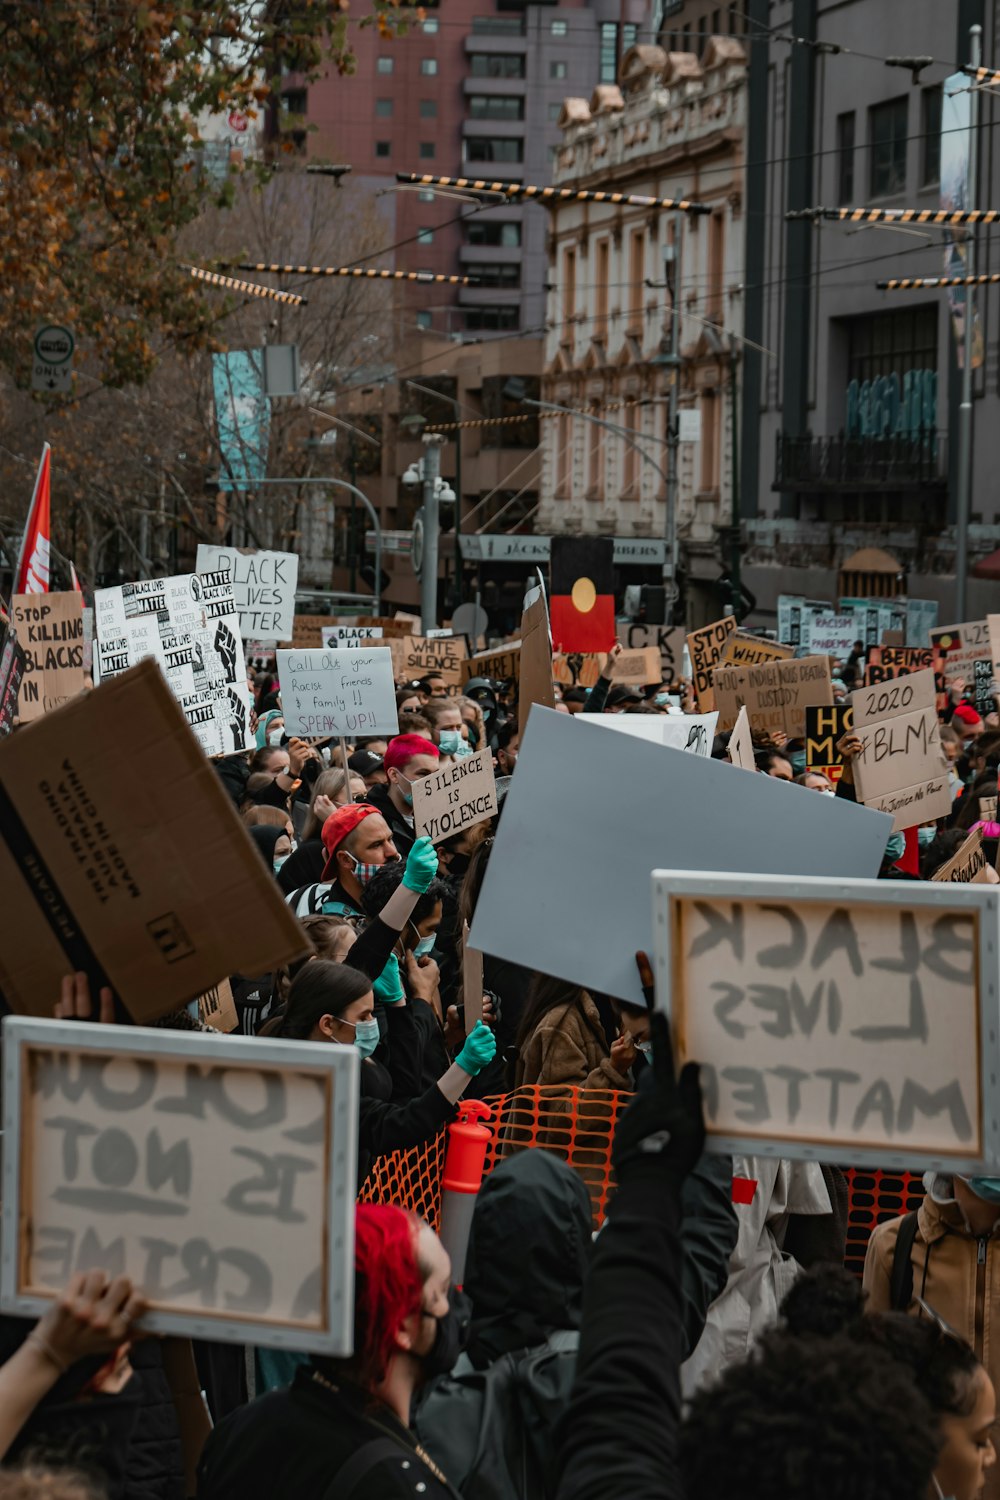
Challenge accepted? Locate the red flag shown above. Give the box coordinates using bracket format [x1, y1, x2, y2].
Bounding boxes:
[14, 444, 52, 595]
[69, 560, 83, 594]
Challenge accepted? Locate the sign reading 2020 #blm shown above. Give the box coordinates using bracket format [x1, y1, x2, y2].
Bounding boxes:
[0, 1020, 360, 1353]
[651, 871, 1000, 1173]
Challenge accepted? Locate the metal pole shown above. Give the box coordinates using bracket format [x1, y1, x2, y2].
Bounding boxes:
[252, 477, 383, 615]
[406, 379, 464, 599]
[421, 433, 444, 631]
[664, 214, 682, 617]
[730, 339, 742, 619]
[955, 23, 982, 622]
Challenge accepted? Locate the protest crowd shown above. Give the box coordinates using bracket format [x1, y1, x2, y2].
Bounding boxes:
[3, 549, 1000, 1500]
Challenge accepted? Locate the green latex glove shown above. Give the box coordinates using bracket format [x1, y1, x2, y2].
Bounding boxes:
[373, 953, 404, 1006]
[403, 835, 438, 894]
[455, 1020, 496, 1077]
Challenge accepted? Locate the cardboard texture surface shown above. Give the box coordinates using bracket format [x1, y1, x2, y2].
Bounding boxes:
[621, 624, 685, 686]
[932, 621, 991, 684]
[687, 616, 736, 709]
[0, 660, 309, 1022]
[412, 748, 498, 844]
[518, 589, 555, 734]
[932, 829, 992, 884]
[714, 656, 833, 738]
[469, 708, 892, 1008]
[720, 632, 794, 668]
[12, 593, 85, 721]
[461, 645, 521, 687]
[394, 636, 468, 688]
[606, 646, 661, 686]
[852, 668, 950, 831]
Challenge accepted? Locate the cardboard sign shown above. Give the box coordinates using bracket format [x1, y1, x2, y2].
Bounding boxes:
[462, 923, 484, 1029]
[0, 660, 309, 1022]
[12, 593, 85, 721]
[94, 572, 254, 756]
[932, 828, 992, 884]
[687, 616, 736, 709]
[974, 658, 995, 720]
[866, 645, 940, 682]
[713, 656, 833, 739]
[197, 977, 239, 1032]
[805, 704, 854, 781]
[728, 704, 756, 770]
[518, 585, 555, 734]
[290, 615, 341, 650]
[461, 645, 521, 688]
[469, 708, 892, 1009]
[195, 545, 299, 642]
[0, 628, 25, 737]
[720, 632, 795, 669]
[0, 1018, 359, 1352]
[276, 648, 398, 738]
[606, 645, 662, 686]
[412, 748, 498, 845]
[551, 653, 603, 691]
[395, 636, 468, 688]
[851, 669, 951, 831]
[320, 626, 384, 648]
[651, 872, 1000, 1172]
[355, 617, 418, 640]
[931, 621, 991, 685]
[584, 711, 718, 757]
[621, 624, 685, 687]
[805, 613, 858, 658]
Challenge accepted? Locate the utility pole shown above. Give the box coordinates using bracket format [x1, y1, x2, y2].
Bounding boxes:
[955, 22, 982, 622]
[420, 432, 445, 631]
[727, 338, 742, 620]
[662, 215, 682, 618]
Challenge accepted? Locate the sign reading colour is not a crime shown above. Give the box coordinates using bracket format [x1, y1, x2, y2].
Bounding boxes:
[651, 871, 1000, 1173]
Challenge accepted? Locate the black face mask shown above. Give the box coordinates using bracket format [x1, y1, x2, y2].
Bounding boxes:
[420, 1290, 471, 1379]
[444, 852, 471, 880]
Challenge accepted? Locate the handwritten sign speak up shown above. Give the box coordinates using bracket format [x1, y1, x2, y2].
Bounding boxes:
[0, 1019, 360, 1352]
[652, 871, 1000, 1172]
[277, 647, 399, 738]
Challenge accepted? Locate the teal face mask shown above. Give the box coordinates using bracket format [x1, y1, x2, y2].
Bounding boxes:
[884, 832, 906, 864]
[395, 773, 413, 807]
[273, 854, 289, 874]
[438, 729, 467, 756]
[964, 1176, 1000, 1204]
[350, 1017, 381, 1059]
[413, 934, 436, 958]
[917, 826, 938, 848]
[790, 749, 807, 775]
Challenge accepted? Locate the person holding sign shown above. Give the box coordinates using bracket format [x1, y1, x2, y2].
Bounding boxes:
[364, 734, 441, 859]
[286, 803, 399, 920]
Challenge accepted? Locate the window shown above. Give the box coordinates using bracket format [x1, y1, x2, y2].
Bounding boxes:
[556, 412, 571, 494]
[845, 304, 937, 388]
[599, 21, 638, 81]
[464, 306, 520, 331]
[418, 189, 435, 202]
[417, 227, 435, 244]
[282, 88, 307, 115]
[711, 8, 720, 33]
[551, 17, 568, 34]
[707, 212, 724, 322]
[375, 141, 391, 157]
[420, 99, 437, 118]
[471, 15, 524, 34]
[622, 403, 638, 493]
[416, 311, 433, 329]
[548, 102, 562, 121]
[588, 406, 604, 496]
[628, 228, 645, 329]
[836, 111, 855, 205]
[468, 95, 524, 119]
[550, 60, 567, 79]
[421, 58, 438, 75]
[594, 237, 610, 337]
[419, 141, 436, 158]
[422, 16, 439, 32]
[376, 56, 394, 74]
[465, 136, 524, 163]
[470, 262, 521, 287]
[700, 391, 718, 491]
[466, 221, 521, 246]
[869, 96, 908, 198]
[469, 53, 526, 78]
[563, 245, 576, 321]
[375, 98, 393, 117]
[921, 85, 942, 187]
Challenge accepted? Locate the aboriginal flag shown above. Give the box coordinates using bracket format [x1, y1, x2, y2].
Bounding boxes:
[549, 536, 616, 653]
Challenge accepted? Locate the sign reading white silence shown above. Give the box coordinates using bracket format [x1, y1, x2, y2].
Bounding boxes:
[651, 872, 1000, 1172]
[0, 1019, 360, 1352]
[412, 748, 498, 845]
[277, 648, 398, 738]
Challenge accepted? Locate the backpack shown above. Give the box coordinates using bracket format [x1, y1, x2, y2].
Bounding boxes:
[888, 1210, 921, 1311]
[322, 1437, 456, 1500]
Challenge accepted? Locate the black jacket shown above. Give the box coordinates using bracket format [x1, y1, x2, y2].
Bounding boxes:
[276, 836, 325, 894]
[364, 780, 418, 857]
[198, 1365, 461, 1499]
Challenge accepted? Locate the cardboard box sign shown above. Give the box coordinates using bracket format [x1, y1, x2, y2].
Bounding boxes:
[651, 872, 1000, 1172]
[851, 669, 951, 832]
[621, 624, 685, 687]
[518, 585, 555, 734]
[931, 829, 993, 885]
[412, 748, 498, 845]
[12, 592, 85, 721]
[276, 648, 399, 738]
[197, 977, 239, 1032]
[714, 655, 833, 739]
[0, 660, 310, 1023]
[551, 653, 603, 691]
[195, 545, 299, 643]
[461, 645, 521, 688]
[469, 707, 892, 1009]
[0, 1018, 359, 1352]
[720, 631, 795, 669]
[606, 646, 662, 686]
[394, 636, 468, 688]
[687, 615, 736, 710]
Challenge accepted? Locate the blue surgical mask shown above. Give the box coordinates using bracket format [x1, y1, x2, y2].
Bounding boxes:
[963, 1176, 1000, 1204]
[654, 692, 673, 707]
[395, 773, 414, 807]
[347, 1016, 381, 1059]
[413, 934, 436, 958]
[453, 740, 474, 759]
[917, 825, 938, 848]
[273, 854, 289, 874]
[267, 727, 284, 747]
[884, 832, 906, 864]
[438, 729, 463, 755]
[790, 749, 807, 775]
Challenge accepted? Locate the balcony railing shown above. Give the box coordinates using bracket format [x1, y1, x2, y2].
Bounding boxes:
[774, 432, 948, 491]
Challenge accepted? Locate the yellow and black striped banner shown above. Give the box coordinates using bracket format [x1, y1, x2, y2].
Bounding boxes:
[237, 263, 473, 285]
[395, 172, 711, 215]
[187, 266, 307, 305]
[879, 273, 1000, 289]
[432, 397, 662, 433]
[964, 65, 1000, 88]
[787, 205, 1000, 226]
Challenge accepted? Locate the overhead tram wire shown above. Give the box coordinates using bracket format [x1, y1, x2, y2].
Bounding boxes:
[236, 263, 476, 285]
[878, 273, 1000, 289]
[186, 265, 307, 304]
[395, 173, 711, 214]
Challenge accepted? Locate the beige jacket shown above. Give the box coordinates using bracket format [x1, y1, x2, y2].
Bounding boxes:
[513, 991, 630, 1092]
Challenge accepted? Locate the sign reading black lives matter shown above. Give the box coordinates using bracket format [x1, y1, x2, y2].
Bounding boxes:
[0, 1019, 360, 1352]
[651, 872, 1000, 1173]
[94, 572, 254, 755]
[412, 748, 498, 845]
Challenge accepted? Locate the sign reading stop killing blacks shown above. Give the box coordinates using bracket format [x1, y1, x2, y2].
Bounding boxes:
[412, 748, 498, 844]
[276, 648, 398, 738]
[0, 1019, 360, 1352]
[651, 872, 1000, 1172]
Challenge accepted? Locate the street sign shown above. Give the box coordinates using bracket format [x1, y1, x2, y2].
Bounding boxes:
[31, 324, 74, 394]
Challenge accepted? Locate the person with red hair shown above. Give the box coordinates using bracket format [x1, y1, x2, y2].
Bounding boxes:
[197, 1205, 464, 1499]
[364, 733, 440, 859]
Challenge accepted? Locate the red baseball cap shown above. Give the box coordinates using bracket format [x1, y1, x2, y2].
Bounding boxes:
[321, 803, 379, 880]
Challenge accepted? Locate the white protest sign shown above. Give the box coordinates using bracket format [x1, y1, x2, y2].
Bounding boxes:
[851, 668, 950, 830]
[806, 613, 859, 658]
[195, 545, 299, 642]
[583, 711, 718, 756]
[320, 626, 384, 648]
[412, 748, 498, 845]
[728, 704, 756, 770]
[94, 572, 254, 755]
[277, 648, 398, 738]
[0, 1019, 359, 1351]
[651, 871, 1000, 1172]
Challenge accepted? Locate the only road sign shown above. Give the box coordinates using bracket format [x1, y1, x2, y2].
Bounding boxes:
[33, 325, 75, 367]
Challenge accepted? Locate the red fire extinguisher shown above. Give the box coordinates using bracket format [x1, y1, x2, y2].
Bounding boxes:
[437, 1100, 493, 1289]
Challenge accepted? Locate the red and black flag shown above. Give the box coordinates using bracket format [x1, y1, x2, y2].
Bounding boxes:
[549, 536, 616, 653]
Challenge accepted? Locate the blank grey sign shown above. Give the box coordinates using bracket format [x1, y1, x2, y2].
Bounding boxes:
[469, 708, 894, 1008]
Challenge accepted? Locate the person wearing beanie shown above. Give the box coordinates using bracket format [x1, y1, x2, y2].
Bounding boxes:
[285, 803, 399, 920]
[363, 733, 439, 858]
